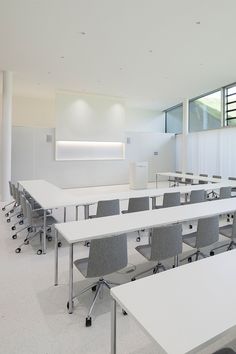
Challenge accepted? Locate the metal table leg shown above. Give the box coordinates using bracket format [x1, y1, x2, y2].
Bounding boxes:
[76, 205, 79, 221]
[54, 230, 58, 286]
[68, 243, 74, 314]
[151, 196, 156, 209]
[43, 209, 46, 254]
[64, 207, 67, 222]
[84, 204, 90, 219]
[111, 299, 117, 354]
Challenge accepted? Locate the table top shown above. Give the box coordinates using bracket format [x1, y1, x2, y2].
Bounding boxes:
[156, 172, 228, 183]
[111, 249, 236, 354]
[55, 197, 236, 244]
[19, 180, 80, 209]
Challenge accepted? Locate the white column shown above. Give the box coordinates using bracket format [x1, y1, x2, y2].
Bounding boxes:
[181, 99, 189, 173]
[1, 71, 13, 201]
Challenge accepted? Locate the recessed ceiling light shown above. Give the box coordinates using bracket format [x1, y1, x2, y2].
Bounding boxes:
[195, 21, 201, 25]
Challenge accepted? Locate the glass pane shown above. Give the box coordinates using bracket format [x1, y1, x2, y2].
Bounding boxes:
[166, 105, 183, 134]
[226, 102, 236, 111]
[227, 86, 236, 96]
[226, 93, 236, 103]
[189, 91, 221, 132]
[227, 119, 236, 126]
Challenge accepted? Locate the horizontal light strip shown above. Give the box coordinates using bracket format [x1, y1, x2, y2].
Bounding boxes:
[55, 141, 125, 161]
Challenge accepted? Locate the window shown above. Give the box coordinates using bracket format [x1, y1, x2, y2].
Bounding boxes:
[225, 85, 236, 126]
[189, 90, 221, 132]
[165, 105, 183, 134]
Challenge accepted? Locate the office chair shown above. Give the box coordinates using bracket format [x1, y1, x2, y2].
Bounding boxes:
[168, 171, 182, 187]
[73, 233, 128, 327]
[210, 211, 236, 255]
[6, 185, 24, 223]
[15, 198, 58, 255]
[185, 172, 194, 185]
[199, 173, 208, 184]
[122, 197, 149, 242]
[2, 181, 17, 214]
[181, 215, 219, 263]
[132, 224, 182, 280]
[89, 199, 120, 218]
[207, 175, 222, 199]
[155, 192, 181, 209]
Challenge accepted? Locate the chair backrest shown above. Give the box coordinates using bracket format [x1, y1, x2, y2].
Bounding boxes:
[231, 212, 236, 240]
[175, 171, 182, 182]
[213, 175, 221, 179]
[150, 224, 182, 261]
[15, 186, 21, 205]
[229, 177, 236, 181]
[96, 199, 120, 218]
[20, 193, 27, 218]
[186, 172, 194, 183]
[196, 216, 219, 248]
[11, 183, 17, 200]
[25, 199, 33, 225]
[199, 173, 208, 184]
[8, 181, 13, 197]
[189, 190, 205, 204]
[163, 192, 180, 208]
[219, 187, 231, 199]
[127, 197, 149, 213]
[87, 234, 128, 278]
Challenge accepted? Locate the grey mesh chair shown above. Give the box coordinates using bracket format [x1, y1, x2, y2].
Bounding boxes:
[2, 181, 17, 215]
[155, 192, 181, 209]
[168, 171, 182, 186]
[181, 215, 219, 262]
[174, 171, 183, 186]
[122, 197, 149, 242]
[133, 224, 182, 279]
[185, 172, 194, 185]
[6, 184, 23, 223]
[89, 199, 120, 218]
[207, 175, 222, 199]
[182, 189, 206, 205]
[229, 177, 236, 193]
[199, 173, 208, 184]
[210, 211, 236, 255]
[73, 234, 128, 327]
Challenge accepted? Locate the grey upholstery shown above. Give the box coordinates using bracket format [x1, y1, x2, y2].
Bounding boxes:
[219, 187, 232, 199]
[90, 199, 120, 218]
[122, 197, 149, 213]
[182, 189, 205, 205]
[199, 173, 208, 184]
[183, 216, 219, 249]
[75, 234, 127, 278]
[185, 172, 194, 184]
[213, 349, 236, 354]
[213, 175, 221, 179]
[135, 224, 182, 277]
[156, 192, 180, 209]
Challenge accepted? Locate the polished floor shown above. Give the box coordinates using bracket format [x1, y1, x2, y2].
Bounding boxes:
[0, 182, 236, 354]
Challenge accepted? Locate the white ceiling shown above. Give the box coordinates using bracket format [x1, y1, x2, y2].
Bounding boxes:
[0, 0, 236, 110]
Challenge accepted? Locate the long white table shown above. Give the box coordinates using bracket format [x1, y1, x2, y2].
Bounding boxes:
[111, 249, 236, 354]
[55, 197, 236, 314]
[156, 172, 228, 188]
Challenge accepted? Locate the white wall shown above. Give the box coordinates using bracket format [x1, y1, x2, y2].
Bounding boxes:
[176, 127, 236, 177]
[12, 127, 174, 188]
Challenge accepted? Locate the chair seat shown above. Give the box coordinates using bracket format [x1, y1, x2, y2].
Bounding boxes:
[74, 257, 89, 277]
[182, 232, 197, 248]
[219, 224, 232, 238]
[135, 244, 151, 260]
[32, 215, 57, 227]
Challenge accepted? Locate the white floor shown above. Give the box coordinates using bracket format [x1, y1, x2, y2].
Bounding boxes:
[1, 182, 236, 354]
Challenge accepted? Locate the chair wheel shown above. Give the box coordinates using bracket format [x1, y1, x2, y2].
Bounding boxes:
[92, 285, 97, 292]
[66, 300, 74, 311]
[86, 242, 90, 247]
[7, 218, 10, 223]
[188, 257, 192, 263]
[15, 247, 21, 253]
[85, 316, 92, 327]
[189, 224, 193, 229]
[37, 249, 42, 255]
[12, 234, 17, 239]
[210, 251, 214, 256]
[19, 220, 24, 225]
[47, 236, 52, 241]
[2, 207, 6, 211]
[27, 227, 33, 232]
[131, 277, 136, 281]
[24, 239, 29, 245]
[11, 226, 16, 230]
[58, 242, 62, 247]
[227, 218, 230, 222]
[5, 212, 9, 217]
[136, 236, 141, 242]
[10, 209, 14, 213]
[122, 309, 128, 316]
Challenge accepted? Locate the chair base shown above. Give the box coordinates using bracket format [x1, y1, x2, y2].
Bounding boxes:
[131, 258, 179, 281]
[210, 240, 236, 254]
[180, 249, 206, 263]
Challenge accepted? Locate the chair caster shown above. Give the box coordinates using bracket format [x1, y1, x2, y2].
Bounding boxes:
[189, 224, 193, 229]
[10, 209, 14, 213]
[227, 218, 230, 222]
[92, 285, 97, 292]
[136, 236, 141, 242]
[2, 207, 6, 211]
[210, 251, 214, 256]
[47, 236, 52, 241]
[131, 277, 136, 281]
[12, 234, 17, 239]
[11, 226, 16, 231]
[122, 309, 128, 316]
[172, 265, 175, 268]
[19, 220, 24, 225]
[37, 249, 42, 255]
[85, 316, 92, 327]
[27, 227, 33, 232]
[24, 239, 29, 245]
[5, 212, 9, 217]
[17, 214, 22, 218]
[15, 247, 21, 253]
[188, 257, 192, 263]
[7, 218, 11, 223]
[58, 242, 62, 247]
[85, 242, 90, 247]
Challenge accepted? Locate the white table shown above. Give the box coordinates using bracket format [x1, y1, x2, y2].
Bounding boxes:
[111, 249, 236, 354]
[55, 197, 236, 314]
[156, 172, 228, 187]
